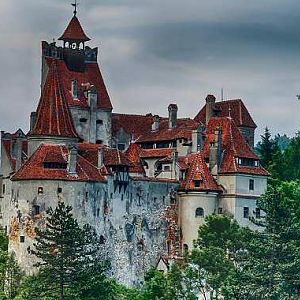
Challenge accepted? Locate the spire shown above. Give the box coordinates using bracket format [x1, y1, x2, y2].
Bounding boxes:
[58, 14, 90, 43]
[31, 60, 79, 138]
[72, 0, 78, 16]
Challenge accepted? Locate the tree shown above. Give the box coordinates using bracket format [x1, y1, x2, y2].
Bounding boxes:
[31, 201, 112, 300]
[256, 127, 281, 169]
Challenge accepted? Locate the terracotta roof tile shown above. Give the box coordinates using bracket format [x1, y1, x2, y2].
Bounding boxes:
[181, 152, 222, 191]
[12, 144, 106, 182]
[112, 113, 199, 143]
[45, 58, 112, 111]
[58, 16, 90, 42]
[140, 148, 175, 158]
[125, 143, 145, 174]
[31, 60, 79, 138]
[203, 117, 269, 176]
[194, 99, 257, 128]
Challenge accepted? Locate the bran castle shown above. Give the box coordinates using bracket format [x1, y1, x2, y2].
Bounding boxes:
[0, 11, 268, 286]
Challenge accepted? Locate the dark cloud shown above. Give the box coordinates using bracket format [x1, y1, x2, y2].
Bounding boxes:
[0, 0, 300, 140]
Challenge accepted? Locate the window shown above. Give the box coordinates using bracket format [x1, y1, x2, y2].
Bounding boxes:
[100, 235, 105, 244]
[96, 120, 103, 125]
[79, 118, 88, 123]
[57, 187, 62, 194]
[71, 79, 78, 99]
[164, 165, 170, 171]
[33, 205, 40, 216]
[256, 208, 261, 219]
[38, 187, 43, 195]
[218, 207, 223, 214]
[117, 143, 125, 151]
[243, 207, 249, 219]
[2, 184, 5, 195]
[249, 179, 254, 191]
[96, 208, 100, 217]
[195, 207, 204, 217]
[20, 236, 25, 243]
[96, 140, 103, 145]
[194, 180, 201, 188]
[183, 244, 189, 253]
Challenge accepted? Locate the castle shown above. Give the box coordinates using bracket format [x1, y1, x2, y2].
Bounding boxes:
[0, 10, 268, 286]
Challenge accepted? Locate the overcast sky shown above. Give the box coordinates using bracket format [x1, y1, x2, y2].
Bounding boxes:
[1, 0, 300, 141]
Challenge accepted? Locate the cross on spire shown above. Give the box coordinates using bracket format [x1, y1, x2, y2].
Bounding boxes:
[71, 0, 79, 16]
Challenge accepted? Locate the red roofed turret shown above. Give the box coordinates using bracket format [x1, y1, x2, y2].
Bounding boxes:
[59, 15, 90, 42]
[31, 60, 78, 139]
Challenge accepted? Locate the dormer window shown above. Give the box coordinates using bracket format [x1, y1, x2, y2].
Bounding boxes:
[194, 180, 202, 188]
[71, 79, 78, 99]
[238, 158, 259, 167]
[43, 162, 67, 169]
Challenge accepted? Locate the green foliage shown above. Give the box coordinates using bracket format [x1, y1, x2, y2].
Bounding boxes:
[24, 201, 113, 300]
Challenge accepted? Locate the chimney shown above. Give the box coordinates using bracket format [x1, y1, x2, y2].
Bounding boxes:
[98, 148, 104, 169]
[15, 136, 23, 172]
[205, 94, 216, 125]
[152, 115, 160, 132]
[192, 125, 205, 153]
[88, 86, 97, 143]
[68, 145, 78, 174]
[209, 127, 222, 175]
[30, 112, 37, 131]
[172, 151, 178, 179]
[168, 104, 178, 129]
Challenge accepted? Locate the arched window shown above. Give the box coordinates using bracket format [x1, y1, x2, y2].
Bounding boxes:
[195, 207, 204, 218]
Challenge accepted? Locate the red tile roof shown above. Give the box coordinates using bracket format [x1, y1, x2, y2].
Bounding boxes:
[181, 152, 222, 191]
[112, 113, 199, 143]
[140, 148, 175, 158]
[12, 144, 106, 182]
[58, 16, 90, 42]
[125, 144, 145, 174]
[137, 118, 199, 143]
[194, 99, 257, 128]
[112, 113, 154, 141]
[203, 117, 269, 176]
[46, 58, 112, 111]
[31, 60, 79, 138]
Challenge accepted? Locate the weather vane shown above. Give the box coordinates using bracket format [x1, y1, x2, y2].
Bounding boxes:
[72, 0, 79, 16]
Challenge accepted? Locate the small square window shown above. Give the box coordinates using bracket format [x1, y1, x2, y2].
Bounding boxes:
[118, 143, 125, 151]
[243, 207, 249, 219]
[57, 187, 62, 194]
[164, 165, 170, 171]
[194, 180, 201, 188]
[249, 179, 254, 191]
[33, 205, 40, 216]
[79, 118, 88, 123]
[96, 120, 103, 125]
[20, 236, 25, 243]
[38, 187, 43, 195]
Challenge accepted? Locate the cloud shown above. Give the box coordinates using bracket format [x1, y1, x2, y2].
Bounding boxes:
[0, 0, 300, 141]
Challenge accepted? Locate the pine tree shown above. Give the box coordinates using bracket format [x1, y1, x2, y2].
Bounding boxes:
[256, 127, 279, 169]
[32, 201, 110, 300]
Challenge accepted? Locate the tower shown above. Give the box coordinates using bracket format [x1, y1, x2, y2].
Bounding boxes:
[34, 7, 113, 146]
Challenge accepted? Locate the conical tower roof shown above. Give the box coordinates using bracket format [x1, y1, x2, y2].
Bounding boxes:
[58, 15, 90, 42]
[31, 60, 79, 138]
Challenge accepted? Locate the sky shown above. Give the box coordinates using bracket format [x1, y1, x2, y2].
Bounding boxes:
[1, 0, 300, 142]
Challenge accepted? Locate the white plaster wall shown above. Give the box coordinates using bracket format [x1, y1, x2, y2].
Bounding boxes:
[179, 192, 218, 249]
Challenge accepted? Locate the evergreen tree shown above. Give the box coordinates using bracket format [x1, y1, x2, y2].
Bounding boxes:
[32, 201, 111, 300]
[256, 127, 280, 169]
